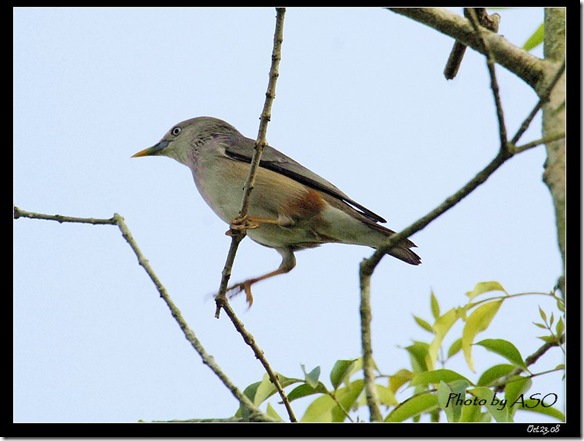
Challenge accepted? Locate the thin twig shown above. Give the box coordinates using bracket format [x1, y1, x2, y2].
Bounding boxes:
[361, 148, 511, 277]
[494, 334, 565, 393]
[359, 267, 383, 421]
[513, 132, 565, 154]
[220, 299, 297, 422]
[212, 8, 297, 423]
[214, 8, 286, 315]
[511, 60, 566, 145]
[466, 8, 508, 150]
[13, 206, 273, 422]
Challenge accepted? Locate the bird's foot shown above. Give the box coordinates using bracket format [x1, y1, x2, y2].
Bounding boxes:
[226, 280, 254, 307]
[226, 215, 260, 236]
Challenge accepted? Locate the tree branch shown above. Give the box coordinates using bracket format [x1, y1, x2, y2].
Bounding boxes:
[214, 8, 286, 316]
[466, 8, 507, 149]
[220, 299, 297, 422]
[212, 8, 297, 423]
[359, 269, 383, 421]
[541, 9, 566, 299]
[13, 206, 273, 422]
[388, 8, 546, 90]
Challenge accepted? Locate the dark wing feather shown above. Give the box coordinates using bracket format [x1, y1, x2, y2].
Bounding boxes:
[224, 137, 387, 224]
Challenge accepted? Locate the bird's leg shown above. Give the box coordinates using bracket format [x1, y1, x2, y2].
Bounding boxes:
[226, 248, 296, 306]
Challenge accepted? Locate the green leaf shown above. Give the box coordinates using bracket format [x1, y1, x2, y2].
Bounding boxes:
[301, 393, 336, 422]
[466, 281, 507, 300]
[468, 387, 511, 422]
[504, 376, 532, 414]
[331, 379, 364, 422]
[330, 359, 357, 390]
[538, 335, 557, 344]
[410, 369, 472, 387]
[287, 382, 328, 402]
[427, 308, 459, 370]
[532, 322, 547, 329]
[252, 373, 301, 407]
[237, 380, 261, 419]
[459, 399, 486, 422]
[376, 384, 398, 407]
[523, 23, 544, 51]
[447, 338, 463, 359]
[549, 312, 554, 327]
[462, 300, 503, 372]
[413, 315, 434, 333]
[385, 393, 438, 422]
[430, 291, 440, 319]
[477, 364, 515, 387]
[254, 375, 277, 406]
[300, 380, 364, 422]
[389, 369, 414, 394]
[405, 341, 430, 373]
[265, 402, 284, 422]
[455, 306, 467, 321]
[301, 364, 321, 388]
[555, 317, 564, 336]
[475, 339, 527, 370]
[438, 380, 469, 422]
[516, 400, 565, 422]
[437, 381, 455, 421]
[538, 306, 547, 323]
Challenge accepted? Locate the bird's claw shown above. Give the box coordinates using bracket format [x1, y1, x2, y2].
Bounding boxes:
[226, 216, 260, 236]
[226, 281, 254, 307]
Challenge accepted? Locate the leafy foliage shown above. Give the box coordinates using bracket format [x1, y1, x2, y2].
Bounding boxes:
[236, 282, 565, 422]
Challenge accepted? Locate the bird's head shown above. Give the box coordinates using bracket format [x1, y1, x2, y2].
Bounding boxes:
[131, 116, 240, 166]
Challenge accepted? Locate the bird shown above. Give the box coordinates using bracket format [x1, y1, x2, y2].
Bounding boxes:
[132, 116, 420, 305]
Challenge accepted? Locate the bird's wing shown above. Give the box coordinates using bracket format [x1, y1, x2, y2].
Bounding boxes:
[223, 136, 387, 224]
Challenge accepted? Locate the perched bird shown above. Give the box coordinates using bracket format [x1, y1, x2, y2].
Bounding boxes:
[132, 117, 420, 305]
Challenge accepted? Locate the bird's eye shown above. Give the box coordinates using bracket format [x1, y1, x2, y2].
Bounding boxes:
[171, 126, 182, 136]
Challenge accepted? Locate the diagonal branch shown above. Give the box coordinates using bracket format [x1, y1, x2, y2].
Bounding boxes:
[13, 206, 274, 422]
[220, 300, 297, 421]
[511, 59, 565, 145]
[359, 10, 567, 422]
[494, 333, 565, 393]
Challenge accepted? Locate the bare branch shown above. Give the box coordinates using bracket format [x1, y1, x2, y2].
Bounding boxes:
[494, 333, 565, 393]
[215, 8, 286, 314]
[388, 8, 546, 90]
[361, 148, 511, 277]
[359, 268, 383, 421]
[513, 132, 565, 155]
[512, 59, 565, 145]
[220, 300, 297, 422]
[466, 8, 508, 150]
[13, 206, 273, 422]
[212, 8, 297, 423]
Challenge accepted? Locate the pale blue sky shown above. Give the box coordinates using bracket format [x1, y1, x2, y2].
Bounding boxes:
[13, 7, 564, 424]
